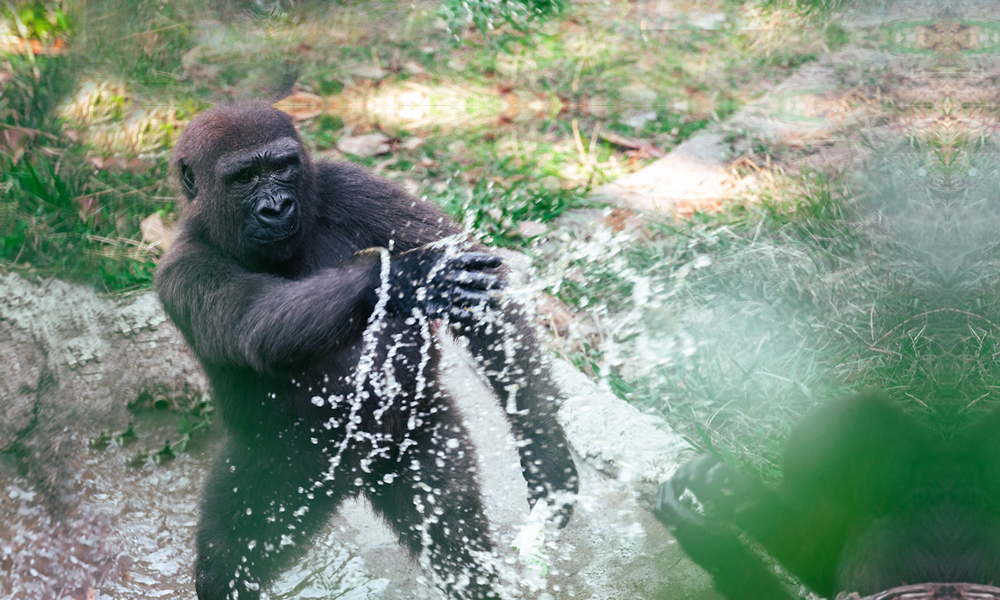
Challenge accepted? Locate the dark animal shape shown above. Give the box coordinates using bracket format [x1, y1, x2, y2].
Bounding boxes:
[155, 103, 578, 600]
[654, 393, 1000, 600]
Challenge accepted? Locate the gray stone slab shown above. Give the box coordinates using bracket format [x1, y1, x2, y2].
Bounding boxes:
[309, 336, 709, 599]
[0, 273, 711, 599]
[590, 133, 733, 215]
[590, 47, 878, 217]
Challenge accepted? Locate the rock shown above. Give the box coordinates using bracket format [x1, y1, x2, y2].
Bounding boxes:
[621, 110, 658, 129]
[686, 12, 726, 29]
[403, 61, 425, 75]
[552, 359, 694, 500]
[348, 64, 388, 80]
[0, 273, 708, 599]
[517, 220, 548, 238]
[273, 90, 324, 121]
[0, 319, 44, 450]
[591, 47, 880, 218]
[0, 272, 207, 434]
[315, 336, 708, 599]
[591, 133, 733, 215]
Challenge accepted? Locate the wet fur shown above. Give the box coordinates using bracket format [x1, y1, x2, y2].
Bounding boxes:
[156, 104, 578, 599]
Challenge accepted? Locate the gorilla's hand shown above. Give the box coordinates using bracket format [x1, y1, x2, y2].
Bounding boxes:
[655, 456, 763, 530]
[388, 247, 505, 323]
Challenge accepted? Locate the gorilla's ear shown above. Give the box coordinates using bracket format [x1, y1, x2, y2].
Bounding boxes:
[180, 161, 198, 200]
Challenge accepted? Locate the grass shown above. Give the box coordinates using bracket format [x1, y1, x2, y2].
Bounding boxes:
[1, 0, 862, 468]
[522, 134, 1000, 479]
[3, 0, 836, 291]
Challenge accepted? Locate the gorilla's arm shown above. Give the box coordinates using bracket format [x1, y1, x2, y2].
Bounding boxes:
[313, 160, 463, 252]
[309, 161, 579, 523]
[655, 395, 932, 599]
[656, 455, 846, 598]
[157, 239, 382, 373]
[655, 471, 797, 600]
[158, 237, 502, 374]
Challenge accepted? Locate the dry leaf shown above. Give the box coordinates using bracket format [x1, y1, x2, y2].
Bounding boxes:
[140, 213, 174, 251]
[348, 64, 387, 80]
[397, 136, 425, 151]
[75, 196, 100, 223]
[600, 130, 644, 150]
[86, 156, 154, 173]
[1, 128, 34, 165]
[273, 90, 324, 121]
[0, 37, 68, 55]
[536, 294, 575, 338]
[517, 220, 548, 238]
[402, 179, 421, 195]
[602, 208, 643, 233]
[337, 133, 391, 157]
[601, 130, 665, 158]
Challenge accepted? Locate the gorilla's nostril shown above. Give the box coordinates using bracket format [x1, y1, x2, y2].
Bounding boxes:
[257, 198, 295, 223]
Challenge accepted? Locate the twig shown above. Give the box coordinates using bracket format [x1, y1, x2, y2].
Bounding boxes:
[74, 183, 160, 201]
[125, 23, 185, 37]
[870, 308, 1000, 350]
[571, 119, 586, 163]
[0, 124, 61, 142]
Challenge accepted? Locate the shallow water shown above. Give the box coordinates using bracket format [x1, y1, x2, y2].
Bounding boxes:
[0, 411, 385, 600]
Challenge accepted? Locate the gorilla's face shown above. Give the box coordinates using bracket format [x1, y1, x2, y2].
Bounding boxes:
[216, 136, 304, 261]
[172, 104, 312, 268]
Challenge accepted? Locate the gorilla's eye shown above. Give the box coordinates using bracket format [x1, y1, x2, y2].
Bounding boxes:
[235, 168, 256, 184]
[274, 157, 298, 175]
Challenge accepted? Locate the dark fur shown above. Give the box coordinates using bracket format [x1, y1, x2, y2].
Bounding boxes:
[655, 393, 1000, 600]
[156, 104, 578, 600]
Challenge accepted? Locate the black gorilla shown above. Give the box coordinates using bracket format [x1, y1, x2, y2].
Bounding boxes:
[654, 393, 1000, 600]
[155, 104, 578, 600]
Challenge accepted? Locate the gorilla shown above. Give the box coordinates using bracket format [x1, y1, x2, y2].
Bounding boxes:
[155, 103, 578, 600]
[654, 393, 1000, 600]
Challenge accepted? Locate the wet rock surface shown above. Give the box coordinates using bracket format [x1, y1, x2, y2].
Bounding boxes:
[0, 274, 710, 599]
[0, 272, 207, 430]
[0, 319, 44, 451]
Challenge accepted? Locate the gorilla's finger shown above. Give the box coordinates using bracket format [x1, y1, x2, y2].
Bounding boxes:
[655, 480, 670, 512]
[422, 302, 475, 324]
[553, 503, 574, 529]
[654, 480, 706, 529]
[451, 252, 502, 271]
[445, 271, 506, 290]
[672, 455, 720, 492]
[445, 305, 490, 324]
[451, 288, 501, 308]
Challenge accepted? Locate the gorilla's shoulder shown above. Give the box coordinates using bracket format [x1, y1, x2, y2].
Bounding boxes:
[311, 161, 449, 233]
[314, 160, 401, 195]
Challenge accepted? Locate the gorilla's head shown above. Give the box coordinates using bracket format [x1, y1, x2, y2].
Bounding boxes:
[172, 104, 314, 267]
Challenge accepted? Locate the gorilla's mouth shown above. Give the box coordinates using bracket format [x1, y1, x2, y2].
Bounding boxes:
[252, 221, 301, 245]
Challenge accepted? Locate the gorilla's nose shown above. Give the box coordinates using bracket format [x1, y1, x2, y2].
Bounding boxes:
[255, 196, 297, 228]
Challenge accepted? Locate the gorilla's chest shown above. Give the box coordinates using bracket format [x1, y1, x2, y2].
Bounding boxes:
[209, 318, 443, 438]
